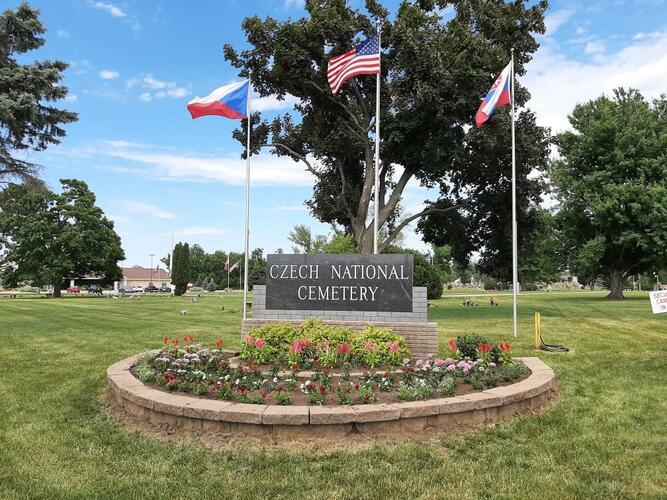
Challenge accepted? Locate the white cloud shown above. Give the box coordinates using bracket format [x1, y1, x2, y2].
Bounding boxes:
[123, 200, 175, 219]
[99, 140, 316, 187]
[143, 75, 170, 89]
[525, 30, 667, 131]
[57, 29, 70, 38]
[253, 93, 300, 112]
[584, 41, 605, 54]
[264, 205, 308, 213]
[283, 0, 305, 8]
[173, 226, 227, 236]
[544, 10, 574, 37]
[99, 70, 120, 79]
[64, 94, 78, 102]
[91, 1, 126, 17]
[130, 75, 190, 100]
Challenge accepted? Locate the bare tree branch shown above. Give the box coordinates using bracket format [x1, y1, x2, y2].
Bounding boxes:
[307, 80, 367, 134]
[380, 167, 413, 222]
[335, 158, 356, 222]
[258, 143, 320, 178]
[379, 205, 461, 252]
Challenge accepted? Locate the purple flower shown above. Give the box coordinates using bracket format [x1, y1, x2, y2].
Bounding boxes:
[444, 358, 455, 366]
[479, 367, 485, 372]
[446, 364, 456, 372]
[435, 359, 446, 367]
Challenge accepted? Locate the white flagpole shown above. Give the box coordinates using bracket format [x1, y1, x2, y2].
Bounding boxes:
[373, 21, 381, 255]
[510, 49, 518, 338]
[227, 255, 230, 292]
[242, 73, 252, 320]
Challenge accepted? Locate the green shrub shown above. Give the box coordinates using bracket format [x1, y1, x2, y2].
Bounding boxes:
[274, 390, 292, 405]
[456, 334, 489, 359]
[244, 320, 411, 368]
[350, 326, 411, 367]
[134, 359, 156, 383]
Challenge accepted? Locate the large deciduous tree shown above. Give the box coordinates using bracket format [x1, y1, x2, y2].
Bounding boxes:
[552, 88, 667, 300]
[224, 0, 548, 253]
[0, 3, 77, 186]
[0, 179, 124, 297]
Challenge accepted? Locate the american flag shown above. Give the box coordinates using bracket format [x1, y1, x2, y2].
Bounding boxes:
[327, 33, 380, 95]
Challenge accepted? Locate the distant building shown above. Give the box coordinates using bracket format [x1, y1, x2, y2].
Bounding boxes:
[118, 267, 171, 289]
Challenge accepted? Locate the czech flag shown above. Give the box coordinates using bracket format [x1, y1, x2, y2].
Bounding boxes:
[187, 80, 249, 120]
[475, 61, 512, 128]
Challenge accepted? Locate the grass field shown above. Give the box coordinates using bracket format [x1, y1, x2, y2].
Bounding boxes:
[0, 291, 665, 499]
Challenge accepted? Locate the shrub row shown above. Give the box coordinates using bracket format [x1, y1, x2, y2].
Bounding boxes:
[240, 319, 411, 368]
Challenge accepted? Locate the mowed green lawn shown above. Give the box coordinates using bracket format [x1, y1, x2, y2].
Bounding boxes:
[0, 291, 665, 499]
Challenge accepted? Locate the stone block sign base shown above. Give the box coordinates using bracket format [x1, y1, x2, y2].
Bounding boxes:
[107, 355, 556, 441]
[246, 286, 438, 358]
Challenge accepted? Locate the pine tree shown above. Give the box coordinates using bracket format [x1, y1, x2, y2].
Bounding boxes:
[0, 3, 78, 186]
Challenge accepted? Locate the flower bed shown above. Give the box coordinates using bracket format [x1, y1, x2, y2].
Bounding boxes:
[132, 326, 529, 407]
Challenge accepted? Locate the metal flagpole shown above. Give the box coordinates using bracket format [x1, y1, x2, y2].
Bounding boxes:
[242, 73, 251, 319]
[227, 254, 230, 292]
[510, 49, 518, 338]
[373, 20, 381, 255]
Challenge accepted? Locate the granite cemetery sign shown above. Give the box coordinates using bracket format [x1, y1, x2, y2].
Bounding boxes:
[265, 254, 413, 312]
[244, 253, 438, 358]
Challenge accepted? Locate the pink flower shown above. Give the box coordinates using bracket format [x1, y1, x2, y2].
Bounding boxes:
[337, 343, 350, 354]
[245, 335, 255, 346]
[364, 341, 373, 351]
[255, 338, 265, 348]
[389, 341, 399, 353]
[435, 358, 446, 367]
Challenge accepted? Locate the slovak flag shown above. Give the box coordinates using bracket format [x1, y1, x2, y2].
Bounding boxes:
[187, 80, 249, 120]
[475, 61, 512, 128]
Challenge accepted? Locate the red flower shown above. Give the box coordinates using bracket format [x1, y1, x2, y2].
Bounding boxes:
[319, 386, 327, 395]
[245, 335, 255, 346]
[477, 342, 485, 353]
[172, 339, 179, 346]
[336, 343, 350, 354]
[448, 339, 457, 352]
[254, 338, 265, 348]
[165, 373, 176, 382]
[500, 342, 511, 353]
[323, 367, 330, 376]
[354, 383, 360, 391]
[163, 336, 169, 345]
[389, 341, 399, 353]
[215, 338, 223, 349]
[189, 335, 194, 344]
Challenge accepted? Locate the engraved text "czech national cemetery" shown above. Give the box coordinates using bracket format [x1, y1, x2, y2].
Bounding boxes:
[268, 264, 409, 302]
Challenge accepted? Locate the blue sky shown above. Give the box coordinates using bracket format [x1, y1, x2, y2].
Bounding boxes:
[5, 0, 667, 267]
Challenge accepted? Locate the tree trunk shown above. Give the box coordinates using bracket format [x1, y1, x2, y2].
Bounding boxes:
[53, 282, 62, 298]
[607, 270, 625, 300]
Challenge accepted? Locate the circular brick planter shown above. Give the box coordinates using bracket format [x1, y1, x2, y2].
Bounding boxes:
[107, 355, 555, 439]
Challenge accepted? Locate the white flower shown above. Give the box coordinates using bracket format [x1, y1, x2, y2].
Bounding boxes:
[272, 377, 278, 383]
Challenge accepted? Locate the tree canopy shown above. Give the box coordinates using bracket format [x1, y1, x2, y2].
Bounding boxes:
[552, 88, 667, 299]
[0, 179, 124, 296]
[224, 0, 548, 254]
[0, 3, 77, 186]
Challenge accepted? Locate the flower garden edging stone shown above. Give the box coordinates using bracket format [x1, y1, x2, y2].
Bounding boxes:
[107, 355, 556, 440]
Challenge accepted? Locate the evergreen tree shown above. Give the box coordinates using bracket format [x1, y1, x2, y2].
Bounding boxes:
[0, 3, 78, 186]
[171, 242, 191, 296]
